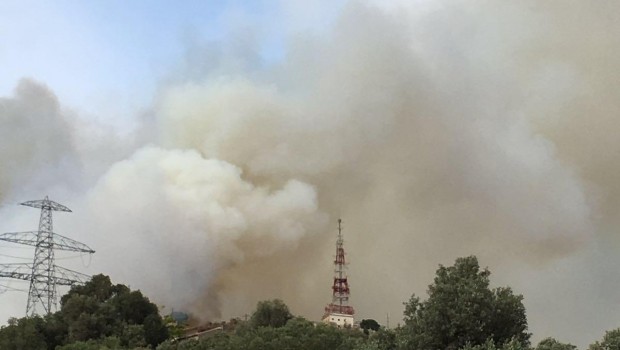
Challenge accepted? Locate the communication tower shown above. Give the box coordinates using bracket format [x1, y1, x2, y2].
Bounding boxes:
[322, 219, 355, 327]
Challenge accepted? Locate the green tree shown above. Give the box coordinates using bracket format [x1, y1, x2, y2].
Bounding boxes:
[0, 274, 169, 349]
[42, 312, 69, 349]
[535, 337, 577, 350]
[163, 315, 186, 340]
[56, 336, 123, 350]
[589, 328, 620, 350]
[166, 316, 369, 350]
[113, 290, 159, 325]
[360, 319, 381, 334]
[401, 256, 530, 350]
[249, 299, 293, 328]
[369, 328, 397, 350]
[60, 274, 168, 347]
[120, 324, 146, 348]
[0, 317, 48, 350]
[461, 338, 528, 350]
[60, 274, 124, 306]
[144, 313, 170, 347]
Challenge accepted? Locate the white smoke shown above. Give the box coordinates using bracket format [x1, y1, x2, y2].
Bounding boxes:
[1, 1, 620, 348]
[0, 80, 76, 200]
[82, 146, 322, 313]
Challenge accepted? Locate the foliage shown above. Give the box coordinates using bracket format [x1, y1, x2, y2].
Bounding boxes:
[145, 313, 171, 346]
[0, 274, 168, 349]
[535, 337, 577, 350]
[55, 336, 123, 350]
[370, 328, 398, 350]
[361, 319, 381, 334]
[401, 256, 530, 350]
[5, 256, 613, 350]
[163, 315, 186, 339]
[159, 316, 370, 350]
[460, 338, 528, 350]
[249, 299, 293, 328]
[0, 316, 48, 350]
[59, 274, 167, 347]
[589, 328, 620, 350]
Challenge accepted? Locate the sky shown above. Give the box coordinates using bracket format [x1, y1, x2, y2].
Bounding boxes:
[2, 1, 620, 349]
[0, 1, 342, 128]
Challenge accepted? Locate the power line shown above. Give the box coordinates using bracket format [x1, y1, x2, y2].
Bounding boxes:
[0, 253, 90, 261]
[0, 283, 28, 292]
[0, 253, 32, 260]
[0, 245, 39, 250]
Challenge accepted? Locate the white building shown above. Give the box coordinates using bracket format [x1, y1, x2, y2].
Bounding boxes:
[322, 312, 354, 328]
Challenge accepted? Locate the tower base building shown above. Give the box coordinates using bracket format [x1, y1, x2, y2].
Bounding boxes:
[322, 312, 354, 328]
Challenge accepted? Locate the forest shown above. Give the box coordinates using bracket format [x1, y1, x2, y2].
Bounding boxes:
[0, 256, 617, 350]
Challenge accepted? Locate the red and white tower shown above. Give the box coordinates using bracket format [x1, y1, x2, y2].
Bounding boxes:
[322, 219, 355, 327]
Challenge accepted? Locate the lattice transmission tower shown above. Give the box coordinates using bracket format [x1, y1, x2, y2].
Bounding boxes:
[0, 196, 95, 316]
[322, 219, 354, 324]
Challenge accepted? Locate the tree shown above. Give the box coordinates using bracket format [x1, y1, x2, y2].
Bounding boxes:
[0, 317, 47, 350]
[401, 256, 530, 350]
[0, 274, 169, 349]
[60, 274, 168, 346]
[113, 290, 159, 325]
[56, 336, 124, 350]
[60, 274, 123, 306]
[535, 337, 577, 350]
[370, 328, 397, 350]
[360, 319, 381, 334]
[488, 287, 528, 345]
[249, 299, 293, 328]
[589, 328, 620, 350]
[164, 316, 368, 350]
[144, 313, 169, 347]
[461, 338, 528, 350]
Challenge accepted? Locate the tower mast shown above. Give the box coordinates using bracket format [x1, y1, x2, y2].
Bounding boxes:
[322, 218, 354, 326]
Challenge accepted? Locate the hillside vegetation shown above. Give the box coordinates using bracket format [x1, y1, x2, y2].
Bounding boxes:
[0, 256, 616, 350]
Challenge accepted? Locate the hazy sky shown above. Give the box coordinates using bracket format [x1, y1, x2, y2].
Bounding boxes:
[0, 1, 343, 128]
[2, 2, 620, 349]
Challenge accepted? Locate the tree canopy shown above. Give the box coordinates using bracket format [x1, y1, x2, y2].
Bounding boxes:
[249, 299, 293, 328]
[589, 328, 620, 350]
[157, 316, 368, 350]
[360, 319, 381, 334]
[3, 256, 616, 350]
[401, 256, 530, 350]
[0, 274, 168, 349]
[535, 337, 577, 350]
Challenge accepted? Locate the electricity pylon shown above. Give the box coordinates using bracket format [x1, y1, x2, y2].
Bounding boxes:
[0, 196, 95, 316]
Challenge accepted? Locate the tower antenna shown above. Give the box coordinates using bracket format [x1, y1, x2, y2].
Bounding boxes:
[0, 196, 95, 316]
[322, 218, 354, 327]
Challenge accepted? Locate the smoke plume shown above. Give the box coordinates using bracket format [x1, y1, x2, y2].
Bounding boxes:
[0, 80, 76, 200]
[1, 1, 620, 347]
